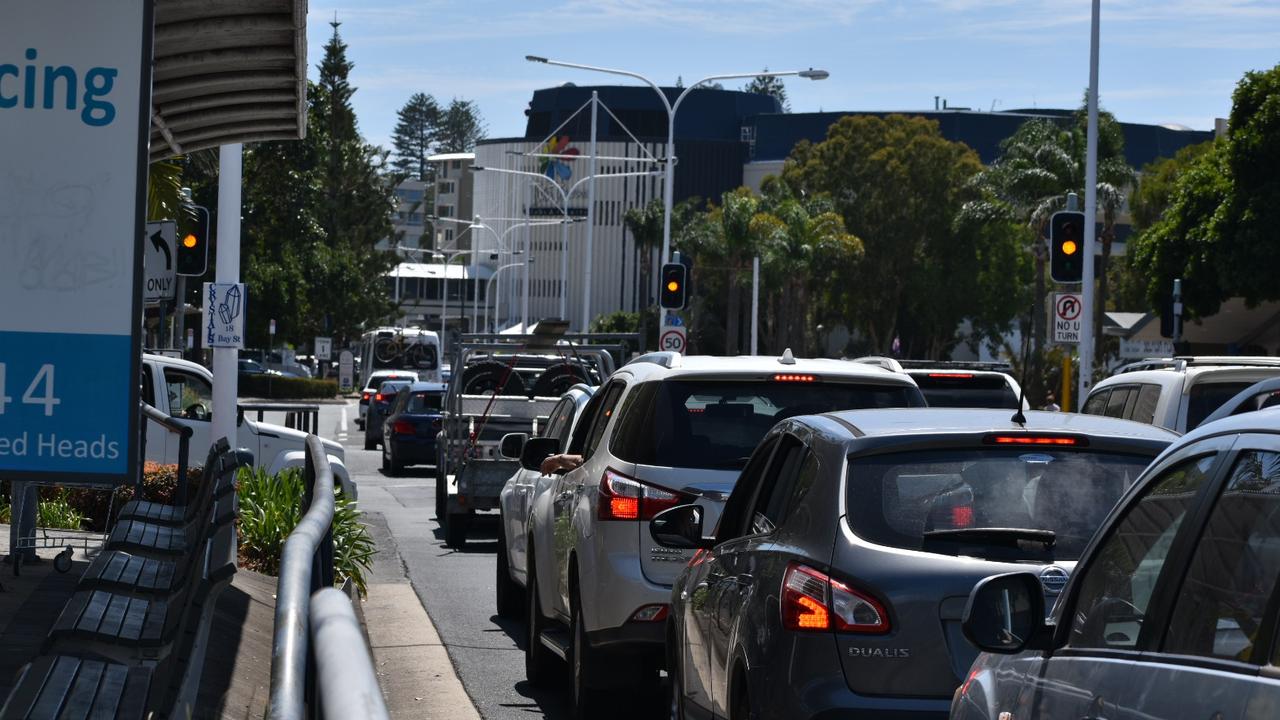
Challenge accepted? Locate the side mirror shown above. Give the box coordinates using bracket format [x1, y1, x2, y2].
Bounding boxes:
[962, 572, 1050, 654]
[520, 436, 560, 472]
[649, 504, 715, 550]
[500, 433, 528, 460]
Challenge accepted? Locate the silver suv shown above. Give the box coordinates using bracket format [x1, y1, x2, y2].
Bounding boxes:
[519, 351, 925, 717]
[1083, 356, 1280, 432]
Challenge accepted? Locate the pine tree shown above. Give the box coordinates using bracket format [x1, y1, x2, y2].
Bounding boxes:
[391, 93, 441, 181]
[436, 98, 487, 153]
[743, 69, 790, 112]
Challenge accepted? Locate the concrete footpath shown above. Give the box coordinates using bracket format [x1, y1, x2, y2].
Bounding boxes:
[362, 511, 481, 720]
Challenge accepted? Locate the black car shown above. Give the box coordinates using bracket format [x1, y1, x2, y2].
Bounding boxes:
[381, 382, 446, 475]
[653, 408, 1175, 720]
[364, 379, 412, 450]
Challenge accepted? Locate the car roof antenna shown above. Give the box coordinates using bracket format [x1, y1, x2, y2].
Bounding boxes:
[1010, 305, 1032, 426]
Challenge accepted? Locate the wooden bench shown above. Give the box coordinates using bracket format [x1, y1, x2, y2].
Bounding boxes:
[1, 441, 249, 718]
[114, 447, 248, 528]
[0, 655, 151, 720]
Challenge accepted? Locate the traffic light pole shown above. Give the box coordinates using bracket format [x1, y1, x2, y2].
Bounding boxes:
[1078, 0, 1101, 410]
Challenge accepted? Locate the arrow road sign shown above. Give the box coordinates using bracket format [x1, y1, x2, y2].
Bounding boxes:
[144, 221, 177, 304]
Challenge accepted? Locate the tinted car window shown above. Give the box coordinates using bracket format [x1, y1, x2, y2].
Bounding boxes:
[717, 436, 779, 542]
[847, 449, 1153, 561]
[580, 382, 625, 459]
[610, 381, 659, 463]
[1068, 454, 1218, 650]
[1082, 389, 1111, 416]
[406, 391, 444, 413]
[621, 379, 917, 471]
[1187, 382, 1255, 430]
[541, 397, 574, 443]
[1132, 384, 1161, 424]
[910, 373, 1019, 409]
[1104, 386, 1132, 418]
[1164, 451, 1280, 663]
[751, 437, 806, 535]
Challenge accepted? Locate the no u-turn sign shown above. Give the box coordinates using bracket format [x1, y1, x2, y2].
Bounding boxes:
[1053, 292, 1082, 344]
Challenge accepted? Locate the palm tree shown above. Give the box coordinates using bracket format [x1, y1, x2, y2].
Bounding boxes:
[758, 180, 863, 354]
[623, 198, 664, 350]
[148, 158, 195, 222]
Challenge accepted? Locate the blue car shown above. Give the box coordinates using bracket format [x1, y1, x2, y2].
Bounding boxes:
[382, 381, 447, 475]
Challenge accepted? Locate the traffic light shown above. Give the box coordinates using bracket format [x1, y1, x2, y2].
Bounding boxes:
[176, 206, 209, 276]
[659, 262, 687, 309]
[1050, 210, 1085, 283]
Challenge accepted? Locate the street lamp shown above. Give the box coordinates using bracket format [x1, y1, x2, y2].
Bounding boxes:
[433, 213, 570, 331]
[471, 164, 661, 324]
[485, 259, 531, 332]
[525, 56, 829, 267]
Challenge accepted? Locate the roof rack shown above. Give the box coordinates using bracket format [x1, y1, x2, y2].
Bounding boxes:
[847, 356, 904, 373]
[626, 351, 682, 369]
[894, 359, 1014, 373]
[1117, 356, 1280, 374]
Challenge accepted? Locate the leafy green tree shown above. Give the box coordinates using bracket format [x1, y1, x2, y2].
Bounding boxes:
[391, 93, 441, 180]
[437, 98, 487, 153]
[1131, 64, 1280, 318]
[1130, 141, 1214, 232]
[743, 70, 789, 112]
[756, 177, 863, 353]
[783, 115, 984, 352]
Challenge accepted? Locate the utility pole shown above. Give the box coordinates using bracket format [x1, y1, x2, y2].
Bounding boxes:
[1077, 0, 1101, 409]
[582, 92, 598, 330]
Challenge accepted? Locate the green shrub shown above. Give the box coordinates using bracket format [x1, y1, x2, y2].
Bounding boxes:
[239, 374, 338, 399]
[0, 486, 87, 530]
[59, 463, 205, 532]
[237, 466, 375, 596]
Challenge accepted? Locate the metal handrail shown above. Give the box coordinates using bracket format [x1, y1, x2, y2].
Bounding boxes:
[268, 434, 337, 720]
[311, 588, 391, 719]
[139, 401, 194, 502]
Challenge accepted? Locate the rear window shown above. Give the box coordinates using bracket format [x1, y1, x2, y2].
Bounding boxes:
[911, 373, 1019, 409]
[612, 378, 919, 470]
[1187, 382, 1254, 430]
[407, 391, 444, 412]
[847, 449, 1154, 561]
[366, 372, 415, 390]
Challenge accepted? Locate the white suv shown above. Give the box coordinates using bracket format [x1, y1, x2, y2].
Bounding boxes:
[519, 351, 924, 717]
[1083, 356, 1280, 433]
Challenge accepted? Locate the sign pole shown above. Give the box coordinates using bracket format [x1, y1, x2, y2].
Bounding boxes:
[212, 144, 243, 450]
[1078, 0, 1101, 406]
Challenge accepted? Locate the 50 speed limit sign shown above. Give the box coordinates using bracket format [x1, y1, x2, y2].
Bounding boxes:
[659, 327, 687, 353]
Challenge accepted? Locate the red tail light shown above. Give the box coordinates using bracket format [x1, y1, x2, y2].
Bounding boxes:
[774, 373, 817, 382]
[392, 420, 415, 435]
[362, 392, 371, 401]
[782, 563, 889, 634]
[597, 469, 690, 521]
[986, 434, 1084, 446]
[928, 372, 974, 379]
[375, 393, 385, 402]
[950, 505, 974, 528]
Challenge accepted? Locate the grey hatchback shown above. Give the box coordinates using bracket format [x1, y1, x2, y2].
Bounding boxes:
[954, 406, 1280, 720]
[652, 408, 1176, 720]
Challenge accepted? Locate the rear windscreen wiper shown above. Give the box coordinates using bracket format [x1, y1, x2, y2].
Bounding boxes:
[922, 528, 1056, 559]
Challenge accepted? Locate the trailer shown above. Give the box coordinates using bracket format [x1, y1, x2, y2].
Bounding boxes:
[436, 322, 634, 547]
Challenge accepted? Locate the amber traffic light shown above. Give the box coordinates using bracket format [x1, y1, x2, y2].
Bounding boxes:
[660, 262, 687, 309]
[1050, 210, 1085, 283]
[176, 206, 210, 276]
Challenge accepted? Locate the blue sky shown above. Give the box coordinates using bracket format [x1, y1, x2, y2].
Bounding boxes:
[305, 0, 1280, 151]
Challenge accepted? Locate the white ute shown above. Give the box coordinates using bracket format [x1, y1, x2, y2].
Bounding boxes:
[141, 353, 352, 492]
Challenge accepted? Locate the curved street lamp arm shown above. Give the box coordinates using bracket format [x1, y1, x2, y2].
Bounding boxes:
[526, 56, 672, 114]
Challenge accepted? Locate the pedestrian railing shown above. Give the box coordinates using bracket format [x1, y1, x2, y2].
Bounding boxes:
[267, 434, 388, 720]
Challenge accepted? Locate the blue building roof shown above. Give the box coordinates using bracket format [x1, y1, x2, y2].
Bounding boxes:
[521, 85, 781, 142]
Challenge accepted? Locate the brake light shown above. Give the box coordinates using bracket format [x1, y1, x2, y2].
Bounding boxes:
[597, 469, 689, 521]
[950, 505, 974, 528]
[782, 563, 889, 634]
[987, 434, 1083, 446]
[928, 372, 974, 379]
[362, 392, 371, 401]
[393, 420, 415, 435]
[774, 373, 816, 382]
[375, 393, 385, 402]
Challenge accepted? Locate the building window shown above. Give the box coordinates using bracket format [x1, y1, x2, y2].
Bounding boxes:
[438, 180, 455, 195]
[444, 229, 454, 246]
[437, 205, 454, 218]
[452, 160, 462, 170]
